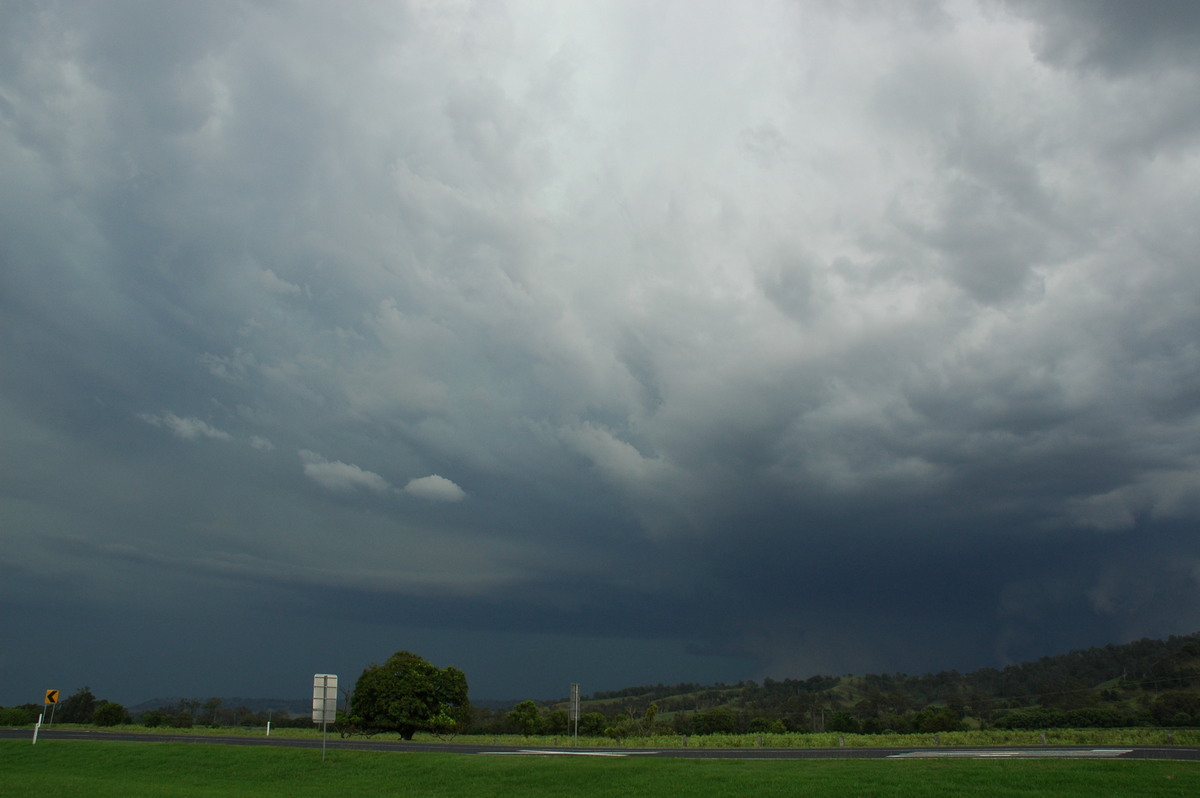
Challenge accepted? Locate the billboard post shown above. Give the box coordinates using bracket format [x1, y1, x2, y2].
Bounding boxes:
[312, 674, 338, 761]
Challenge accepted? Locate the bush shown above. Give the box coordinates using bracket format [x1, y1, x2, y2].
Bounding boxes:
[671, 712, 694, 735]
[693, 708, 737, 735]
[93, 701, 131, 727]
[1063, 707, 1125, 728]
[167, 711, 194, 728]
[917, 708, 964, 733]
[748, 716, 772, 733]
[0, 707, 36, 726]
[1150, 692, 1200, 726]
[994, 707, 1066, 730]
[825, 712, 860, 734]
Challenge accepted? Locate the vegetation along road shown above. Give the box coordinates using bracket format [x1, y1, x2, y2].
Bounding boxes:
[5, 728, 1199, 761]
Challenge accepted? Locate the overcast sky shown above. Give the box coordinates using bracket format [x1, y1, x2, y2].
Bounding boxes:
[3, 0, 1200, 707]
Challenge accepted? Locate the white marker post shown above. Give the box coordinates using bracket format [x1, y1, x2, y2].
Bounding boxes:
[32, 713, 43, 745]
[312, 674, 338, 762]
[569, 683, 580, 746]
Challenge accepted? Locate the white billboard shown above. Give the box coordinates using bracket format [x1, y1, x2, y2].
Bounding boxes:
[312, 673, 338, 725]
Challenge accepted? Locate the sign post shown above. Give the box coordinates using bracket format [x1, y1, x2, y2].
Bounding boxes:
[569, 683, 580, 745]
[312, 674, 338, 762]
[44, 689, 59, 727]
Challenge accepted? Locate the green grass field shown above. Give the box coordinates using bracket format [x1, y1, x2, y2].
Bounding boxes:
[2, 740, 1197, 797]
[41, 722, 1200, 748]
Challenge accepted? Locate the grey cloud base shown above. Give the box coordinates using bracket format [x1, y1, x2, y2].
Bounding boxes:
[3, 0, 1200, 703]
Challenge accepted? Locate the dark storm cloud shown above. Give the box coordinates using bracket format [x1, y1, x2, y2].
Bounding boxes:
[1005, 0, 1200, 74]
[3, 1, 1200, 704]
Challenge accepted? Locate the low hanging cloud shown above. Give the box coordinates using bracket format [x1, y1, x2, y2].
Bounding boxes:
[139, 412, 232, 442]
[299, 450, 392, 494]
[404, 474, 467, 502]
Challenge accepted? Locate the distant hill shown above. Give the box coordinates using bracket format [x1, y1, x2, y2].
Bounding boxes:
[533, 631, 1200, 733]
[129, 697, 310, 717]
[128, 695, 527, 716]
[124, 631, 1200, 733]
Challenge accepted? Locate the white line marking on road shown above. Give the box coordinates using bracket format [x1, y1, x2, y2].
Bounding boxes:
[479, 750, 661, 757]
[888, 749, 1133, 759]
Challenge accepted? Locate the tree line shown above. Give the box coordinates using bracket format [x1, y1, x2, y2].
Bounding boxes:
[3, 633, 1197, 735]
[545, 632, 1200, 735]
[0, 688, 313, 730]
[0, 686, 130, 727]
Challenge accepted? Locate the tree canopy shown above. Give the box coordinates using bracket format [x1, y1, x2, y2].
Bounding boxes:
[507, 699, 541, 737]
[57, 686, 97, 724]
[92, 700, 131, 726]
[349, 650, 469, 739]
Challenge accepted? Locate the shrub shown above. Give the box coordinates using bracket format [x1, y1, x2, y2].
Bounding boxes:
[748, 717, 773, 733]
[1063, 707, 1125, 728]
[579, 712, 609, 736]
[693, 708, 737, 735]
[994, 707, 1066, 730]
[93, 701, 131, 727]
[167, 711, 194, 728]
[825, 712, 860, 734]
[0, 707, 36, 726]
[1151, 692, 1200, 726]
[917, 708, 964, 733]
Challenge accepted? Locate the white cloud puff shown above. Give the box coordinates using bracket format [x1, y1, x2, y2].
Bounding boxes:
[249, 435, 275, 452]
[299, 450, 392, 493]
[140, 412, 232, 441]
[258, 268, 303, 296]
[404, 474, 467, 502]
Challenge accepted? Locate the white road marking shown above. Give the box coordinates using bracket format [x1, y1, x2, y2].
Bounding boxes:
[888, 749, 1133, 759]
[479, 749, 661, 757]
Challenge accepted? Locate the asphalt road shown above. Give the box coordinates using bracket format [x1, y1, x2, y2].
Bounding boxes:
[5, 728, 1200, 761]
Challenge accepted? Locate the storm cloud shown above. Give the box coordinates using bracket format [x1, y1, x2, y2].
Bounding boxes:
[2, 0, 1200, 704]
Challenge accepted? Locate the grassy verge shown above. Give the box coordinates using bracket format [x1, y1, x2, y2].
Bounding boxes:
[2, 740, 1197, 798]
[468, 728, 1200, 749]
[12, 724, 1200, 748]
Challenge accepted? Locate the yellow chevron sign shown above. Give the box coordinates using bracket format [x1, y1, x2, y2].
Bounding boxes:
[45, 689, 59, 704]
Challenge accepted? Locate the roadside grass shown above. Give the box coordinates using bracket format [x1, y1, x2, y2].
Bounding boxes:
[632, 728, 1200, 749]
[530, 728, 1200, 749]
[11, 724, 1200, 748]
[2, 740, 1198, 798]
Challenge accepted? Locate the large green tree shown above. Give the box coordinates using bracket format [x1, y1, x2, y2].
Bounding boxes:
[349, 650, 469, 740]
[507, 699, 541, 737]
[58, 686, 97, 724]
